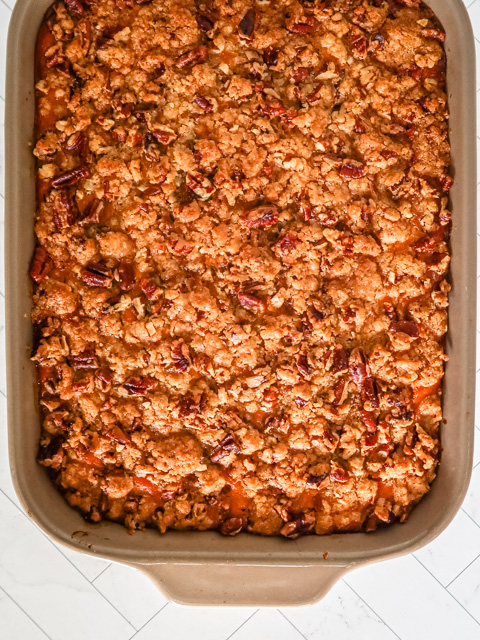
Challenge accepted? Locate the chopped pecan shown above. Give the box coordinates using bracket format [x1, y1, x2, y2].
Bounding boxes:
[37, 436, 64, 468]
[286, 16, 316, 34]
[81, 262, 111, 287]
[64, 131, 84, 151]
[371, 33, 385, 51]
[332, 347, 349, 373]
[195, 94, 213, 113]
[210, 433, 239, 463]
[389, 320, 419, 337]
[349, 347, 369, 384]
[362, 378, 379, 408]
[350, 31, 367, 59]
[340, 161, 366, 179]
[263, 47, 279, 66]
[65, 0, 84, 17]
[413, 234, 441, 253]
[51, 165, 90, 188]
[172, 342, 190, 373]
[333, 378, 346, 405]
[360, 410, 377, 432]
[186, 172, 215, 200]
[95, 367, 112, 392]
[175, 45, 208, 69]
[239, 9, 256, 38]
[354, 118, 366, 134]
[197, 14, 214, 33]
[219, 517, 243, 536]
[139, 277, 162, 300]
[297, 354, 311, 379]
[30, 246, 53, 283]
[330, 467, 349, 483]
[117, 262, 135, 291]
[150, 125, 176, 145]
[263, 387, 278, 404]
[74, 350, 98, 369]
[237, 292, 266, 313]
[306, 472, 329, 488]
[440, 175, 454, 192]
[306, 83, 323, 104]
[106, 426, 131, 445]
[274, 232, 298, 254]
[262, 97, 287, 118]
[280, 517, 314, 539]
[421, 28, 446, 42]
[292, 67, 309, 83]
[78, 198, 104, 226]
[240, 205, 279, 229]
[123, 376, 158, 395]
[53, 190, 74, 229]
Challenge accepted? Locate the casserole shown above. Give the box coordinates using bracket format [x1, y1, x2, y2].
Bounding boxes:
[5, 0, 476, 606]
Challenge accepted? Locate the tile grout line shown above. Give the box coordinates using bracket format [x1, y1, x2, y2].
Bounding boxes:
[90, 561, 113, 585]
[1, 585, 53, 640]
[127, 601, 170, 638]
[0, 487, 136, 633]
[0, 0, 12, 13]
[342, 579, 402, 640]
[224, 609, 259, 640]
[277, 609, 308, 639]
[445, 552, 480, 589]
[461, 508, 480, 531]
[413, 555, 480, 628]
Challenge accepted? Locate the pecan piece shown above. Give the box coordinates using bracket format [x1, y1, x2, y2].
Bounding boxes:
[263, 47, 279, 66]
[51, 165, 90, 188]
[81, 262, 111, 287]
[333, 378, 346, 405]
[306, 83, 323, 104]
[362, 378, 379, 408]
[350, 31, 367, 59]
[219, 517, 243, 536]
[360, 410, 377, 432]
[280, 517, 314, 539]
[139, 277, 162, 300]
[123, 376, 158, 395]
[330, 467, 349, 483]
[186, 172, 215, 200]
[150, 125, 176, 145]
[78, 198, 104, 226]
[175, 45, 208, 69]
[239, 9, 256, 38]
[440, 175, 454, 192]
[371, 33, 385, 51]
[210, 433, 239, 463]
[421, 28, 446, 42]
[197, 14, 214, 33]
[389, 320, 419, 337]
[74, 350, 98, 370]
[240, 205, 279, 229]
[332, 347, 349, 373]
[274, 232, 298, 255]
[96, 367, 112, 392]
[38, 436, 64, 469]
[286, 15, 316, 34]
[64, 131, 84, 151]
[340, 161, 365, 179]
[349, 347, 369, 384]
[306, 473, 329, 488]
[172, 342, 190, 373]
[65, 0, 84, 17]
[195, 94, 213, 113]
[106, 426, 131, 444]
[237, 292, 266, 313]
[292, 67, 309, 83]
[30, 246, 53, 283]
[297, 354, 311, 379]
[117, 261, 135, 291]
[53, 190, 74, 229]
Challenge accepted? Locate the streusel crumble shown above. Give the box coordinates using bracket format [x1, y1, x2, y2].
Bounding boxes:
[32, 0, 450, 537]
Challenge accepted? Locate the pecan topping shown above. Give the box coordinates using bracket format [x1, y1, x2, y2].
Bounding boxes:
[117, 262, 135, 291]
[333, 379, 346, 405]
[332, 347, 349, 373]
[263, 47, 279, 66]
[150, 125, 176, 145]
[210, 433, 239, 463]
[361, 378, 379, 408]
[340, 161, 366, 179]
[186, 172, 215, 200]
[106, 426, 131, 444]
[123, 376, 158, 395]
[330, 467, 349, 483]
[81, 262, 111, 287]
[421, 28, 446, 42]
[197, 14, 214, 33]
[74, 350, 98, 369]
[51, 165, 90, 188]
[30, 246, 53, 283]
[274, 232, 298, 255]
[297, 354, 311, 379]
[65, 0, 84, 17]
[292, 67, 309, 83]
[237, 292, 266, 313]
[239, 9, 256, 38]
[38, 436, 64, 468]
[53, 190, 74, 229]
[172, 342, 190, 373]
[195, 94, 213, 113]
[286, 16, 316, 34]
[389, 320, 419, 337]
[78, 198, 104, 226]
[219, 517, 243, 536]
[64, 132, 84, 151]
[441, 175, 454, 192]
[240, 205, 279, 229]
[371, 33, 385, 51]
[280, 517, 314, 539]
[350, 31, 367, 59]
[349, 348, 369, 384]
[139, 277, 162, 300]
[175, 45, 208, 69]
[360, 410, 377, 432]
[96, 367, 112, 392]
[306, 83, 323, 104]
[306, 473, 329, 488]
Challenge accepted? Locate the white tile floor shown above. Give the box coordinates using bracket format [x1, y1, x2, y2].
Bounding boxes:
[1, 0, 480, 638]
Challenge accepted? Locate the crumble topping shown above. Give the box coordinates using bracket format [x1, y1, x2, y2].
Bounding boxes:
[32, 0, 450, 537]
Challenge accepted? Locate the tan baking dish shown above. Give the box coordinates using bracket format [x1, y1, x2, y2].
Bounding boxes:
[5, 0, 477, 606]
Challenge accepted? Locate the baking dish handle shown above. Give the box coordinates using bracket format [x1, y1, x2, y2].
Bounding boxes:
[134, 563, 350, 606]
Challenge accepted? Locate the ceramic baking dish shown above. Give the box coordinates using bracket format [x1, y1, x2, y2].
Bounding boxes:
[5, 0, 476, 606]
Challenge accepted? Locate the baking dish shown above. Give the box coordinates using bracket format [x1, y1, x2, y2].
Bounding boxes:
[5, 0, 476, 606]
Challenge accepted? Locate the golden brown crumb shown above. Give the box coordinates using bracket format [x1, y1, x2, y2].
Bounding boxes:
[32, 0, 449, 537]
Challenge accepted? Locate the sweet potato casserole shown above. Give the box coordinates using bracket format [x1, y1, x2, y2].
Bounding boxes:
[32, 0, 451, 537]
